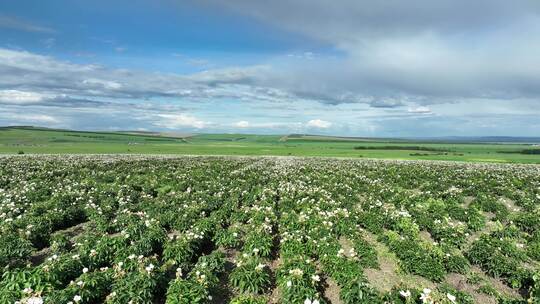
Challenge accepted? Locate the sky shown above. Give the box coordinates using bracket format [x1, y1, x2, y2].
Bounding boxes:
[0, 0, 539, 137]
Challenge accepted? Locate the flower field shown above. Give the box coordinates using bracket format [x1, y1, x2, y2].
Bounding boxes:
[1, 155, 539, 304]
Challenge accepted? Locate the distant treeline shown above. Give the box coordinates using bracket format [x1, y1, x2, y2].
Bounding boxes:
[354, 145, 453, 152]
[498, 149, 540, 155]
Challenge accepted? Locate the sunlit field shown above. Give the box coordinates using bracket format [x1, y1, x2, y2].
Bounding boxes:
[1, 155, 539, 303]
[1, 127, 540, 164]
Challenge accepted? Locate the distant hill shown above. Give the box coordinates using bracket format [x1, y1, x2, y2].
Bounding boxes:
[2, 126, 540, 144]
[408, 136, 540, 144]
[1, 126, 540, 164]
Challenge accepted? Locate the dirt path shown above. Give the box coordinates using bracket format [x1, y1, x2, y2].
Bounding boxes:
[361, 229, 436, 293]
[323, 277, 343, 304]
[444, 266, 521, 304]
[268, 256, 282, 304]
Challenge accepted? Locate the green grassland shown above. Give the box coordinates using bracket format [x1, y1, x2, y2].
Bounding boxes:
[1, 126, 539, 163]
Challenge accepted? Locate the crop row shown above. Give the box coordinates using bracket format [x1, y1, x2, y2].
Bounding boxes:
[0, 155, 539, 303]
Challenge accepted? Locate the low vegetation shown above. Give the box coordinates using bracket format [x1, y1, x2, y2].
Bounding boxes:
[0, 155, 539, 303]
[353, 145, 452, 152]
[1, 127, 540, 163]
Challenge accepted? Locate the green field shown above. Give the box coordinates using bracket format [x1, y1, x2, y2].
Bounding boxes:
[1, 156, 539, 303]
[1, 126, 540, 163]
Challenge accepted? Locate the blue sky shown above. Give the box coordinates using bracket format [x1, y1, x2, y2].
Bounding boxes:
[1, 0, 539, 136]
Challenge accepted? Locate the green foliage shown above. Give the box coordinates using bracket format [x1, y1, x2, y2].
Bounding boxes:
[230, 294, 267, 304]
[106, 260, 163, 304]
[0, 233, 34, 268]
[382, 231, 446, 281]
[437, 284, 475, 304]
[528, 272, 540, 303]
[1, 155, 539, 303]
[466, 232, 531, 288]
[230, 255, 271, 294]
[165, 251, 225, 304]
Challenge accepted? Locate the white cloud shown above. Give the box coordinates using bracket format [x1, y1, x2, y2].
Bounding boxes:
[82, 79, 123, 90]
[6, 113, 59, 123]
[203, 1, 540, 106]
[0, 90, 48, 104]
[154, 114, 208, 129]
[408, 106, 432, 114]
[306, 119, 332, 128]
[234, 120, 250, 128]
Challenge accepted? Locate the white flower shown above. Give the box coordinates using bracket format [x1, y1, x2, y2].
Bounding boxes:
[23, 287, 33, 294]
[82, 267, 89, 273]
[73, 295, 82, 302]
[286, 280, 292, 287]
[145, 263, 155, 273]
[255, 263, 266, 272]
[420, 289, 432, 304]
[289, 268, 303, 277]
[399, 290, 411, 298]
[313, 300, 320, 304]
[311, 274, 320, 282]
[447, 293, 456, 303]
[27, 297, 43, 304]
[304, 299, 312, 304]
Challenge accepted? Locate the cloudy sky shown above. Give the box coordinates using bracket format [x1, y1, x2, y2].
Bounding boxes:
[1, 0, 539, 136]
